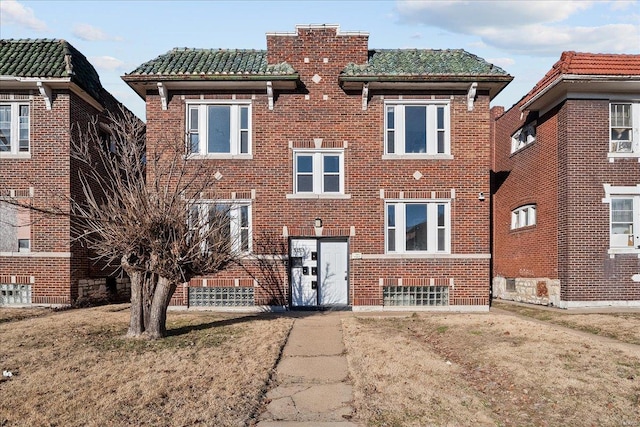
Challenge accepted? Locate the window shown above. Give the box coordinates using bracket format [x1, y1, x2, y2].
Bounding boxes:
[511, 205, 536, 229]
[386, 201, 450, 254]
[385, 102, 450, 156]
[188, 202, 251, 253]
[610, 103, 639, 154]
[383, 286, 449, 306]
[186, 102, 250, 156]
[294, 151, 344, 195]
[0, 103, 30, 155]
[0, 202, 30, 252]
[610, 197, 638, 249]
[511, 122, 536, 153]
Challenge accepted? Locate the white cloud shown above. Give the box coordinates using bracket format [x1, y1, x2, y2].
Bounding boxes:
[89, 56, 125, 72]
[0, 0, 47, 32]
[72, 23, 122, 41]
[395, 1, 639, 56]
[486, 57, 515, 69]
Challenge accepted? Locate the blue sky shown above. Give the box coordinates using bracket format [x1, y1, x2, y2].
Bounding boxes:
[2, 0, 639, 120]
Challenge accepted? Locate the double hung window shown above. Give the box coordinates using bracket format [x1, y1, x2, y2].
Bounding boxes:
[511, 205, 536, 229]
[610, 197, 638, 249]
[188, 202, 251, 253]
[294, 151, 344, 195]
[610, 102, 639, 154]
[187, 102, 250, 157]
[385, 201, 450, 254]
[0, 103, 30, 156]
[385, 101, 450, 156]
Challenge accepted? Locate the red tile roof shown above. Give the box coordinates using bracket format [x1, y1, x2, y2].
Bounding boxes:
[522, 51, 640, 105]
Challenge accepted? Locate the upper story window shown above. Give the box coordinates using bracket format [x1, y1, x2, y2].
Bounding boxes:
[610, 102, 639, 154]
[510, 122, 536, 153]
[188, 201, 251, 254]
[186, 102, 251, 158]
[384, 101, 451, 157]
[293, 150, 344, 195]
[386, 201, 451, 254]
[0, 103, 30, 156]
[511, 204, 536, 230]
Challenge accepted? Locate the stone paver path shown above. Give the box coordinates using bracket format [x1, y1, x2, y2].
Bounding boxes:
[257, 313, 358, 426]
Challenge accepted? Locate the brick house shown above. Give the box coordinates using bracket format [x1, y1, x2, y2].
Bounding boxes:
[0, 39, 132, 305]
[491, 52, 640, 308]
[124, 24, 512, 310]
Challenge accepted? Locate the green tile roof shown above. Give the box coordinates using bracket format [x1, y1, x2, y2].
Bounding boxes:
[0, 39, 106, 103]
[342, 49, 510, 78]
[125, 48, 296, 79]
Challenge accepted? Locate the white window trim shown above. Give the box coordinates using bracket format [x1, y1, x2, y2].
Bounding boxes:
[0, 102, 30, 158]
[510, 204, 537, 230]
[602, 184, 640, 255]
[385, 199, 451, 255]
[609, 102, 640, 158]
[289, 149, 347, 197]
[185, 100, 252, 159]
[189, 200, 252, 254]
[384, 100, 451, 157]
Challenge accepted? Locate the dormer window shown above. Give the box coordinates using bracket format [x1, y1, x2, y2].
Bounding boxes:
[510, 122, 536, 153]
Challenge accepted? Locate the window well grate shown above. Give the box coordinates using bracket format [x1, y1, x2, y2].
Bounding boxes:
[0, 284, 32, 305]
[383, 286, 449, 306]
[189, 286, 254, 307]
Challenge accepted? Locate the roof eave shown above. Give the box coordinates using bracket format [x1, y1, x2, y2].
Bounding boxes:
[0, 76, 104, 111]
[521, 74, 640, 111]
[339, 75, 513, 99]
[122, 75, 300, 99]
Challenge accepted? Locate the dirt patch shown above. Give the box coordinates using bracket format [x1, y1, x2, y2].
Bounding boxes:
[493, 300, 640, 345]
[0, 305, 293, 426]
[0, 307, 53, 324]
[343, 312, 640, 427]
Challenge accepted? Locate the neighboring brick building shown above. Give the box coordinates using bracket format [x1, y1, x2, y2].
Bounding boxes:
[491, 52, 640, 308]
[124, 24, 512, 310]
[0, 39, 132, 305]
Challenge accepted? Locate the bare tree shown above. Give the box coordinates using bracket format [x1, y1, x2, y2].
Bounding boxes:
[67, 109, 240, 338]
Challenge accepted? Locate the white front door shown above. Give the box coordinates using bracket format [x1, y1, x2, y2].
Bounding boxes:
[318, 240, 349, 306]
[290, 239, 318, 307]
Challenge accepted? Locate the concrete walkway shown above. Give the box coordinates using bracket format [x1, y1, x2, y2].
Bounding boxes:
[257, 312, 358, 426]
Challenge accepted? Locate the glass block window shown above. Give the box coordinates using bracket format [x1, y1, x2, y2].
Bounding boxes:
[0, 284, 32, 305]
[188, 286, 254, 307]
[383, 286, 449, 306]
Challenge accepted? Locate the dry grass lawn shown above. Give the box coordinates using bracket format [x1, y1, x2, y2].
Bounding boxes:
[0, 305, 293, 427]
[344, 307, 640, 427]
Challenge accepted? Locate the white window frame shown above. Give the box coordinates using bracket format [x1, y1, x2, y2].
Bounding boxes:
[185, 101, 252, 159]
[602, 184, 640, 254]
[188, 200, 252, 254]
[510, 121, 536, 154]
[511, 205, 536, 230]
[383, 100, 452, 159]
[609, 102, 640, 157]
[385, 200, 451, 254]
[0, 103, 30, 157]
[292, 149, 345, 196]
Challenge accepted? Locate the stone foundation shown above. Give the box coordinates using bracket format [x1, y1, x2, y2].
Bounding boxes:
[492, 276, 561, 307]
[77, 277, 130, 303]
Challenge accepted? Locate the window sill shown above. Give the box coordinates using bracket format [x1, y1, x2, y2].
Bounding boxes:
[0, 251, 72, 258]
[608, 248, 640, 257]
[382, 154, 453, 160]
[509, 142, 535, 157]
[185, 154, 253, 160]
[286, 193, 352, 199]
[607, 152, 640, 161]
[510, 225, 536, 233]
[0, 153, 31, 159]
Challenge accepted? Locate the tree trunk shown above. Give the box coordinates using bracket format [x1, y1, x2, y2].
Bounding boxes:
[125, 268, 145, 337]
[144, 275, 177, 339]
[142, 272, 156, 331]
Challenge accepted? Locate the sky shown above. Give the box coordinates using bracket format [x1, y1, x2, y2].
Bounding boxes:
[2, 0, 639, 120]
